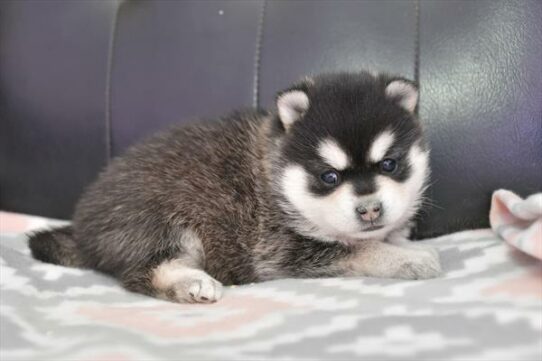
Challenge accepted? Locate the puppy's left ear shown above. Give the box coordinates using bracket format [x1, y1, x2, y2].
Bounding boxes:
[385, 79, 418, 114]
[276, 80, 311, 131]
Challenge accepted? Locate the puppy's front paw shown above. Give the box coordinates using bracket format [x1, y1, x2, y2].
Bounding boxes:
[395, 249, 442, 280]
[171, 271, 223, 303]
[157, 268, 223, 304]
[184, 275, 223, 303]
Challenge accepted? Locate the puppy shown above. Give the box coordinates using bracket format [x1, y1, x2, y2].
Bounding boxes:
[30, 71, 441, 303]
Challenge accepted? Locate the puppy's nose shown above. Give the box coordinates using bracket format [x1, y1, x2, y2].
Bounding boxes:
[356, 202, 382, 222]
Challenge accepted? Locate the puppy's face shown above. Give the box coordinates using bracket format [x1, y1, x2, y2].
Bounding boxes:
[273, 72, 429, 243]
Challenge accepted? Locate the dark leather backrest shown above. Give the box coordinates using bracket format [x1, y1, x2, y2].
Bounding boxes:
[419, 0, 542, 236]
[110, 0, 262, 156]
[1, 0, 541, 238]
[1, 0, 115, 218]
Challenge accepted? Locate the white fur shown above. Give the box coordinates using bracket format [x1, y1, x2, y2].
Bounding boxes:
[385, 81, 418, 113]
[368, 130, 395, 163]
[279, 144, 429, 243]
[152, 261, 223, 303]
[376, 145, 429, 227]
[277, 90, 309, 130]
[318, 139, 351, 170]
[281, 165, 361, 242]
[151, 230, 222, 303]
[387, 232, 440, 260]
[342, 240, 441, 279]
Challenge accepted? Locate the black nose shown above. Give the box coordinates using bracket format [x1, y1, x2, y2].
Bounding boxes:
[356, 201, 382, 222]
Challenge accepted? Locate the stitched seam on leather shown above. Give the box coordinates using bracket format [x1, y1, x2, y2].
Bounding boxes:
[104, 1, 123, 163]
[414, 0, 420, 103]
[252, 0, 267, 108]
[411, 0, 424, 239]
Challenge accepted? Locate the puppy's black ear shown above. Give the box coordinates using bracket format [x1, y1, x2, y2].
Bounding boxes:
[385, 78, 419, 114]
[275, 78, 312, 131]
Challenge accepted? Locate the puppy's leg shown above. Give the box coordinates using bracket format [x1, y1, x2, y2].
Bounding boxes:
[343, 240, 441, 280]
[121, 230, 223, 303]
[258, 235, 440, 281]
[121, 262, 223, 303]
[387, 228, 440, 259]
[150, 259, 223, 303]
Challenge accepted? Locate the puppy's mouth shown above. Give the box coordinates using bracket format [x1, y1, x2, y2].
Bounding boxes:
[362, 225, 384, 232]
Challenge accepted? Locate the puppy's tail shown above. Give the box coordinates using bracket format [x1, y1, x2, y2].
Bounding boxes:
[28, 226, 84, 267]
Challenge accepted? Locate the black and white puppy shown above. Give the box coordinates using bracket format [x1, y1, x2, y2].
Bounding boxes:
[30, 71, 441, 303]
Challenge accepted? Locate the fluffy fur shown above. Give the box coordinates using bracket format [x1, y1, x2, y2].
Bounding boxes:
[29, 71, 440, 303]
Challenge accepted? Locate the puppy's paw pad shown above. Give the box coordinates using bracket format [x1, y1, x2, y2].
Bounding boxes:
[176, 273, 222, 304]
[187, 277, 223, 303]
[161, 270, 223, 304]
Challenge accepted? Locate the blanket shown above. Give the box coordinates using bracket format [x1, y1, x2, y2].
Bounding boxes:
[490, 190, 542, 260]
[1, 211, 541, 361]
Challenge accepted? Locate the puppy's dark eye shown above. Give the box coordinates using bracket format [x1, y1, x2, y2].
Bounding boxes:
[379, 158, 397, 173]
[320, 170, 340, 185]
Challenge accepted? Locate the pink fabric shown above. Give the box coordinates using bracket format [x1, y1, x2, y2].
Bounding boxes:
[0, 212, 31, 233]
[490, 190, 542, 260]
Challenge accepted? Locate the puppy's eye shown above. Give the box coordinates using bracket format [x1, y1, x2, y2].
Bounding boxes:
[379, 158, 397, 173]
[320, 170, 340, 186]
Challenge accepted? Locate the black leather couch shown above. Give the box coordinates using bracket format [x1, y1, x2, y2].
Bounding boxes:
[1, 0, 541, 238]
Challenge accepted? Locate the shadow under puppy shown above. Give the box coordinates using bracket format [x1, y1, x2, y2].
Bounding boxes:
[29, 71, 441, 303]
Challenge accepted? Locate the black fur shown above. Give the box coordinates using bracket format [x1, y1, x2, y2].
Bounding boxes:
[28, 226, 82, 267]
[280, 72, 421, 196]
[28, 71, 429, 301]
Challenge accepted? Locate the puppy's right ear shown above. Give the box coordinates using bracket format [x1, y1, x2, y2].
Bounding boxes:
[276, 84, 310, 132]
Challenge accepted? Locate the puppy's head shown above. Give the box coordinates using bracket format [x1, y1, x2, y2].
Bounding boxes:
[271, 72, 429, 243]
